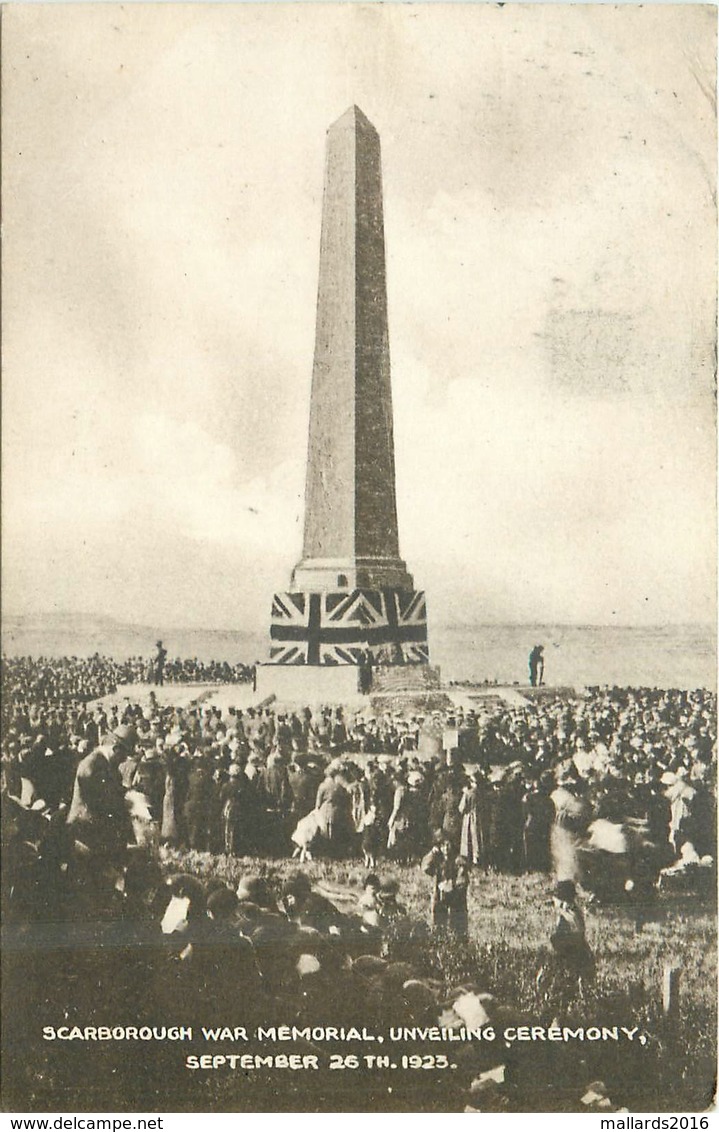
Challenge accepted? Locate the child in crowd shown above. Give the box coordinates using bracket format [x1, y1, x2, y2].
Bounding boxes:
[421, 832, 470, 937]
[361, 803, 380, 867]
[549, 879, 595, 994]
[357, 872, 381, 913]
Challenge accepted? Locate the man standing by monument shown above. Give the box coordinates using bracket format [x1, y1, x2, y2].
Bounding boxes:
[529, 644, 545, 688]
[153, 640, 167, 687]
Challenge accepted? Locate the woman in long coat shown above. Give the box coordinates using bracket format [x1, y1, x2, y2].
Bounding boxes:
[385, 770, 428, 861]
[219, 765, 249, 856]
[459, 773, 482, 865]
[160, 746, 188, 846]
[387, 772, 413, 860]
[184, 753, 214, 852]
[315, 768, 353, 857]
[522, 772, 555, 872]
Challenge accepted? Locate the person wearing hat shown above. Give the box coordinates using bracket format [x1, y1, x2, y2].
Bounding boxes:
[388, 767, 429, 862]
[528, 644, 544, 688]
[236, 874, 277, 912]
[153, 641, 167, 687]
[131, 745, 166, 823]
[160, 743, 189, 847]
[159, 872, 207, 941]
[112, 722, 138, 764]
[66, 745, 131, 862]
[357, 875, 408, 942]
[20, 736, 73, 812]
[263, 748, 293, 849]
[201, 886, 264, 1019]
[375, 877, 408, 926]
[240, 753, 270, 855]
[219, 762, 250, 856]
[315, 765, 353, 858]
[118, 742, 141, 792]
[521, 771, 555, 873]
[364, 758, 393, 828]
[360, 798, 382, 868]
[280, 871, 346, 937]
[287, 752, 323, 821]
[183, 750, 214, 851]
[459, 769, 490, 868]
[546, 879, 595, 1000]
[439, 763, 469, 855]
[421, 832, 470, 937]
[550, 772, 590, 882]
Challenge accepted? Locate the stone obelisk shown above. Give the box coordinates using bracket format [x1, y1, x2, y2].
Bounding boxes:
[293, 106, 413, 593]
[259, 107, 431, 697]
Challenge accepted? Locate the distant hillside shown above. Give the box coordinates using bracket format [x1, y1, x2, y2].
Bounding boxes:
[2, 612, 715, 687]
[1, 612, 264, 664]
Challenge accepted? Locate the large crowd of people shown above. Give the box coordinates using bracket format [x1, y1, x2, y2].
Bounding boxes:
[1, 654, 254, 707]
[2, 657, 715, 883]
[1, 652, 716, 1110]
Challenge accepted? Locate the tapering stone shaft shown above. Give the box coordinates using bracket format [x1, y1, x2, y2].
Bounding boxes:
[292, 106, 413, 592]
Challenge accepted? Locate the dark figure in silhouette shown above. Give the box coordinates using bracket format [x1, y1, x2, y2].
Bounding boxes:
[153, 641, 167, 687]
[528, 644, 545, 688]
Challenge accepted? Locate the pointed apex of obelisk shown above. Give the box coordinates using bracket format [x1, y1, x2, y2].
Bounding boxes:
[330, 105, 377, 134]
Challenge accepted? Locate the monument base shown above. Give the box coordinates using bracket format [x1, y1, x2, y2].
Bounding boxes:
[256, 661, 443, 708]
[255, 663, 363, 705]
[370, 663, 441, 694]
[369, 664, 449, 714]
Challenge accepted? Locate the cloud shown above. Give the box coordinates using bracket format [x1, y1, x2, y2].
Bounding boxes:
[130, 412, 304, 554]
[393, 375, 715, 626]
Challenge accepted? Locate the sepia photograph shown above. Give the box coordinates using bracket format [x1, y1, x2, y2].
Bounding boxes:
[1, 1, 717, 1115]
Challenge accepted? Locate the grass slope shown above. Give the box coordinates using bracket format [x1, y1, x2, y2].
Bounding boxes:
[161, 848, 717, 1111]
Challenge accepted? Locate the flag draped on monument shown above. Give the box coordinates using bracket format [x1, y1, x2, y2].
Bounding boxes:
[264, 107, 430, 675]
[269, 591, 429, 667]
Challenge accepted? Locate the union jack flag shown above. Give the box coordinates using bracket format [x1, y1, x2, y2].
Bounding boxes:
[268, 589, 429, 666]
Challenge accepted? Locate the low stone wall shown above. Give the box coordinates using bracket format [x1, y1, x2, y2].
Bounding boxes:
[369, 663, 441, 694]
[255, 663, 362, 705]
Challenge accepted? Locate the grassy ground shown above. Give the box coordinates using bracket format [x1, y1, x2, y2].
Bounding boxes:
[163, 848, 716, 1007]
[161, 847, 717, 1111]
[4, 851, 713, 1113]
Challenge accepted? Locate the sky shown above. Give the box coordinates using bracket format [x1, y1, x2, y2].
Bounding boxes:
[2, 3, 716, 634]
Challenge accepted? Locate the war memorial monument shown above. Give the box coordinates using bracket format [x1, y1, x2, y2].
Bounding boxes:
[257, 107, 439, 704]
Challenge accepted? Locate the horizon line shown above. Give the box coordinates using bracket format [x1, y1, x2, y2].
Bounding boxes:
[2, 609, 716, 635]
